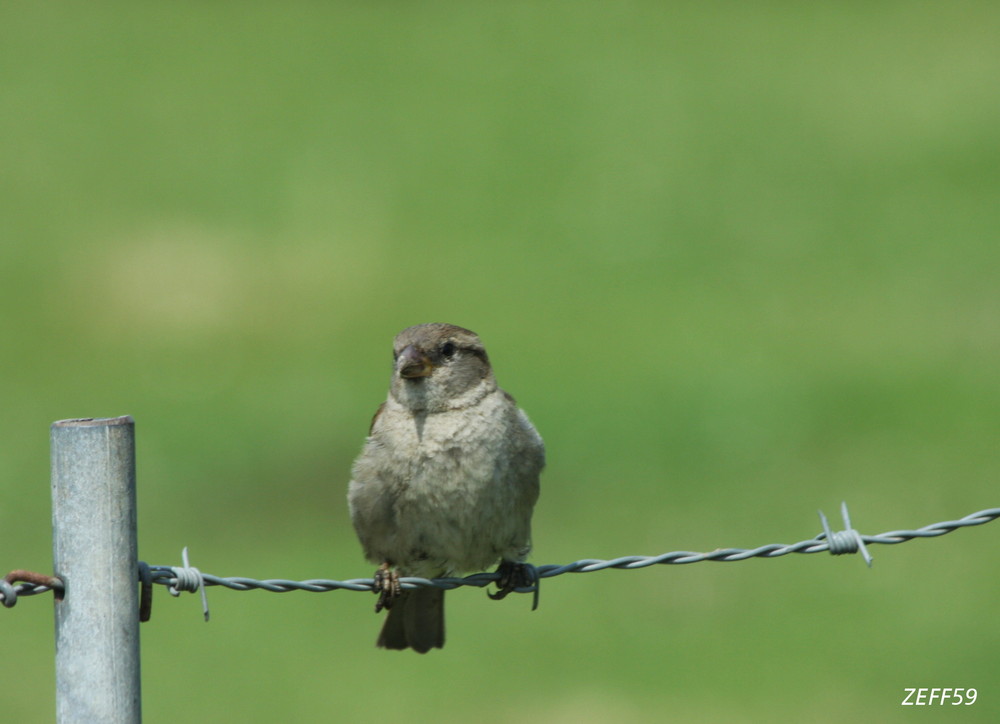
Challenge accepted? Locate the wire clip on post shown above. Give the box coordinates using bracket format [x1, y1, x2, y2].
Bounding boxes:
[0, 570, 63, 608]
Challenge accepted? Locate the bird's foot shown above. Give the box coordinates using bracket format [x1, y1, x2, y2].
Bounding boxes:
[373, 562, 401, 613]
[488, 560, 540, 610]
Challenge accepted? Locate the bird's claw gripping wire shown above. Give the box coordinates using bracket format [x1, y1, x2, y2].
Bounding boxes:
[373, 563, 401, 613]
[488, 561, 540, 611]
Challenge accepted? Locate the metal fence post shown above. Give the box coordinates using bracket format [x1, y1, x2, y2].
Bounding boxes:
[51, 417, 140, 723]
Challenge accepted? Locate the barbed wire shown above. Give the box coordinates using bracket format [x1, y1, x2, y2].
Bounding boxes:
[5, 504, 1000, 616]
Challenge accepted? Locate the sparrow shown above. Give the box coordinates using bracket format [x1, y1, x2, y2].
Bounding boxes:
[348, 323, 544, 652]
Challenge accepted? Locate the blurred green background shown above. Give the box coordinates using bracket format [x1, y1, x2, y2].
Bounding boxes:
[3, 2, 998, 722]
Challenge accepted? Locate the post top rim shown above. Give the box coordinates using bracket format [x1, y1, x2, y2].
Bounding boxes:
[52, 416, 134, 428]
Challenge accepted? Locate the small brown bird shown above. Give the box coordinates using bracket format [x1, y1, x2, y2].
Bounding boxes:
[348, 323, 544, 652]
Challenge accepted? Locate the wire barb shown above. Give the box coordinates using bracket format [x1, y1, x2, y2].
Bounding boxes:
[818, 501, 873, 567]
[168, 547, 210, 622]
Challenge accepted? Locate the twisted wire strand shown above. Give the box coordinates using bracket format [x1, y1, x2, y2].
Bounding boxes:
[5, 506, 999, 605]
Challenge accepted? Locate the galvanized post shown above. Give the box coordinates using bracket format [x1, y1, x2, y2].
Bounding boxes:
[51, 417, 141, 723]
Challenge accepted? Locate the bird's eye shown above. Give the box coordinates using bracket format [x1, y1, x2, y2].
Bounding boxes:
[440, 342, 457, 358]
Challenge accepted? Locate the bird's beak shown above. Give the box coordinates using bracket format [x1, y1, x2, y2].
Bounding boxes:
[397, 345, 434, 379]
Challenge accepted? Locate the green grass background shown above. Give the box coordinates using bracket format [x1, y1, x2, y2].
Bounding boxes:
[2, 3, 999, 722]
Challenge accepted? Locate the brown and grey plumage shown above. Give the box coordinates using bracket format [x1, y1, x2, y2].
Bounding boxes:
[348, 323, 544, 652]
